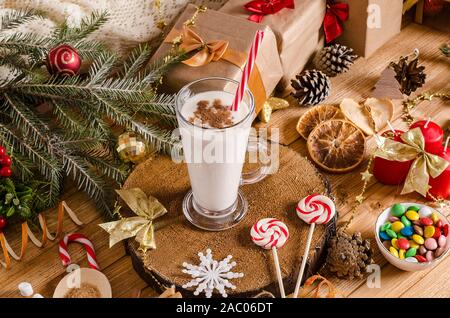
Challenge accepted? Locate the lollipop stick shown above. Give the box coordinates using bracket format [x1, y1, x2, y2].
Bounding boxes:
[271, 247, 285, 298]
[293, 223, 316, 298]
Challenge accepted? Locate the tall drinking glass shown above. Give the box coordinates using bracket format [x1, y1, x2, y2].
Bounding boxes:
[175, 77, 270, 231]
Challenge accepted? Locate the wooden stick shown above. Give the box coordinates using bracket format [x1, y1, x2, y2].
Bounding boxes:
[293, 223, 316, 298]
[271, 247, 285, 298]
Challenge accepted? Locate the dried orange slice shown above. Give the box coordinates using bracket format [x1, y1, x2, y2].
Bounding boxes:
[296, 104, 345, 140]
[307, 120, 366, 173]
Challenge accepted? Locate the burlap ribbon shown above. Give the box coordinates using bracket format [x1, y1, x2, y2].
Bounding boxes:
[164, 26, 267, 112]
[374, 127, 449, 197]
[99, 188, 167, 252]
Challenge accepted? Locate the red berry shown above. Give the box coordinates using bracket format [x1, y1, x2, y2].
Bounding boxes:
[0, 166, 12, 177]
[415, 255, 427, 263]
[0, 146, 6, 156]
[0, 216, 6, 231]
[0, 155, 12, 167]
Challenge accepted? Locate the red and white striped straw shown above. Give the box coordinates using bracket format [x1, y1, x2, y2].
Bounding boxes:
[231, 30, 265, 112]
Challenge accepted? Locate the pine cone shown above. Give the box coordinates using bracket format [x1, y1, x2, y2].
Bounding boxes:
[326, 231, 373, 279]
[314, 44, 357, 77]
[291, 70, 331, 106]
[390, 57, 426, 96]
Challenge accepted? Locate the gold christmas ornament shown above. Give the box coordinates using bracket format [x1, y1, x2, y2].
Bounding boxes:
[116, 132, 148, 164]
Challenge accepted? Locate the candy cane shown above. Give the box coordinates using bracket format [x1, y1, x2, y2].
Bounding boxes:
[59, 233, 99, 270]
[231, 30, 264, 112]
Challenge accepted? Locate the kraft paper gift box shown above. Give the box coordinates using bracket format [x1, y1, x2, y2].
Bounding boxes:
[149, 4, 283, 114]
[336, 0, 403, 58]
[219, 0, 326, 93]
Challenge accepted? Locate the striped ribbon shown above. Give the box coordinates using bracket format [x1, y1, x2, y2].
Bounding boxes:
[231, 30, 264, 112]
[59, 233, 100, 270]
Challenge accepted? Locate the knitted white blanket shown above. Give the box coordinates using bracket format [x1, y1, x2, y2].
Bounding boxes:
[0, 0, 228, 50]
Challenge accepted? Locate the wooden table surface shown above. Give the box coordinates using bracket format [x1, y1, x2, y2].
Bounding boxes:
[1, 23, 449, 298]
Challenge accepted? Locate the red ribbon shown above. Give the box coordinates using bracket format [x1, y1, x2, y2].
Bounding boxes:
[244, 0, 295, 23]
[324, 1, 349, 43]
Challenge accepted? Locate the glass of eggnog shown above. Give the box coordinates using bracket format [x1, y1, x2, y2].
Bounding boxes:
[175, 77, 271, 231]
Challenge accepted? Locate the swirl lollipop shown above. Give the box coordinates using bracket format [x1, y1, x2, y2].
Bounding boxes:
[293, 194, 335, 298]
[251, 218, 289, 298]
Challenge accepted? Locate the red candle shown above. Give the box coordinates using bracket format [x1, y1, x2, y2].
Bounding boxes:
[373, 130, 414, 185]
[410, 120, 444, 154]
[427, 147, 450, 200]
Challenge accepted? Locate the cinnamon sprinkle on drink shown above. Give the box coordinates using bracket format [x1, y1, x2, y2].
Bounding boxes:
[188, 99, 234, 129]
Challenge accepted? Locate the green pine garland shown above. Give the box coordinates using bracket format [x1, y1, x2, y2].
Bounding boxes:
[0, 9, 183, 218]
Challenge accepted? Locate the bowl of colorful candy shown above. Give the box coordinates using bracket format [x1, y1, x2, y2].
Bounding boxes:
[375, 203, 449, 271]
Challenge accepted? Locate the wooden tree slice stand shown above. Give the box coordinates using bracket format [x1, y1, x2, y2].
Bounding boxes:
[123, 145, 336, 297]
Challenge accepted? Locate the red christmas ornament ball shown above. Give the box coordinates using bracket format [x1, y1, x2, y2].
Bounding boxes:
[46, 44, 81, 76]
[373, 130, 413, 185]
[0, 216, 7, 231]
[427, 148, 450, 200]
[0, 166, 12, 178]
[0, 146, 6, 156]
[0, 155, 12, 167]
[423, 0, 445, 16]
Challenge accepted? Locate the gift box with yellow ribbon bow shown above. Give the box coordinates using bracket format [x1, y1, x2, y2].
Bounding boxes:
[149, 4, 283, 114]
[374, 127, 449, 198]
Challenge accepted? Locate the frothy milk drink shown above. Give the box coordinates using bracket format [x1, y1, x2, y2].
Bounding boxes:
[179, 91, 251, 211]
[176, 77, 268, 231]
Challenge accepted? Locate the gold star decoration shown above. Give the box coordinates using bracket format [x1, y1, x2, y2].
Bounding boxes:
[355, 195, 365, 204]
[361, 170, 373, 182]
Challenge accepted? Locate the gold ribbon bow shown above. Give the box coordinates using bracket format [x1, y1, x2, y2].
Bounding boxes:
[99, 188, 167, 252]
[180, 27, 229, 67]
[374, 127, 449, 197]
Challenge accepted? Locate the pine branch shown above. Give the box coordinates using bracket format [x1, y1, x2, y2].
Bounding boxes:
[72, 39, 107, 61]
[3, 94, 50, 147]
[8, 151, 35, 181]
[0, 32, 53, 61]
[61, 152, 111, 215]
[0, 51, 30, 75]
[15, 76, 151, 103]
[88, 51, 118, 85]
[54, 11, 108, 43]
[0, 9, 42, 31]
[131, 93, 177, 127]
[142, 50, 186, 85]
[0, 123, 62, 200]
[121, 43, 153, 79]
[130, 122, 181, 155]
[85, 156, 128, 185]
[51, 100, 89, 134]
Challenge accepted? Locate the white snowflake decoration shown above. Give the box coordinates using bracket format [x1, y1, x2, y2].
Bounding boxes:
[181, 248, 244, 298]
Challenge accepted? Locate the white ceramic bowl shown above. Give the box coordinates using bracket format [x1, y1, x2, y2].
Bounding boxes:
[53, 268, 112, 298]
[374, 202, 450, 271]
